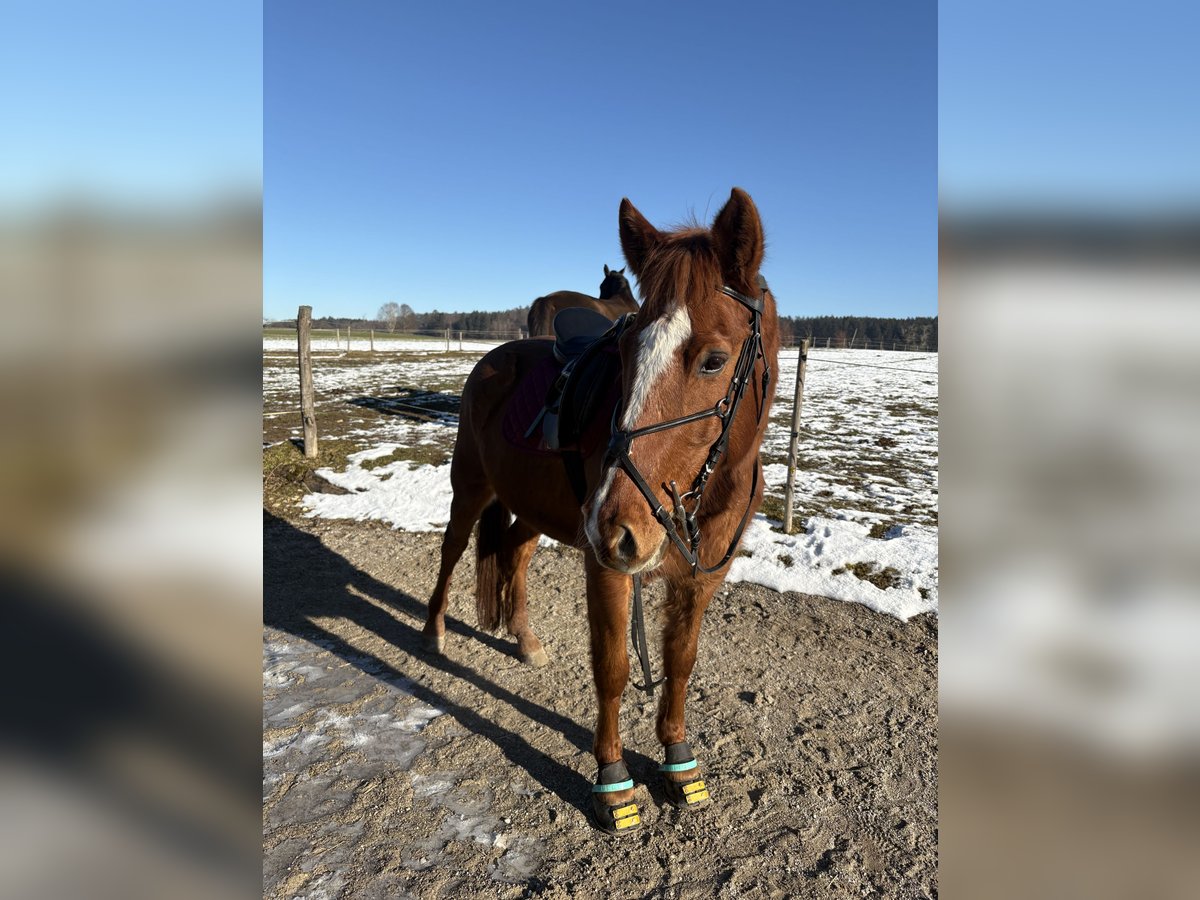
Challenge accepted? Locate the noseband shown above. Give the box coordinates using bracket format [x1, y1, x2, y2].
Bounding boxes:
[603, 282, 772, 577]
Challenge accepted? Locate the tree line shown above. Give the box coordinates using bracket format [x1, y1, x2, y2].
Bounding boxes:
[265, 305, 530, 336]
[778, 315, 937, 349]
[265, 307, 938, 350]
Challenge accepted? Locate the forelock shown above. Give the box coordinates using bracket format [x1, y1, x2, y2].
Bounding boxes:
[636, 229, 722, 319]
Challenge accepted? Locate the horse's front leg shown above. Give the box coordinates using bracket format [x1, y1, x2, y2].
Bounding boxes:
[583, 552, 641, 834]
[656, 575, 720, 809]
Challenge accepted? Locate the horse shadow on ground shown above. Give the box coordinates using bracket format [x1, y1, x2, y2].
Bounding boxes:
[263, 511, 662, 817]
[347, 388, 460, 425]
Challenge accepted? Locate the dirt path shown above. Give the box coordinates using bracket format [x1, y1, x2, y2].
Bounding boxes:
[264, 512, 937, 899]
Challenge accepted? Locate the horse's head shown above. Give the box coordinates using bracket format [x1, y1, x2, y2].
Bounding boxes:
[598, 265, 630, 300]
[584, 188, 776, 574]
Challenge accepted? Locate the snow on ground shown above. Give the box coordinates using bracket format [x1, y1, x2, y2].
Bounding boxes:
[728, 516, 937, 620]
[303, 446, 454, 532]
[273, 340, 938, 620]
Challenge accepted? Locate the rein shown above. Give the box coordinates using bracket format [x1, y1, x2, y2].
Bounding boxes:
[602, 283, 772, 694]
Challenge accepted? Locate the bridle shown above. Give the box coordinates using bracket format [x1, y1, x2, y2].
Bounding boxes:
[603, 281, 772, 578]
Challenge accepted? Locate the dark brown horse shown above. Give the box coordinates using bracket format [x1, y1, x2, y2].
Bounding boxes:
[526, 265, 639, 337]
[424, 188, 778, 833]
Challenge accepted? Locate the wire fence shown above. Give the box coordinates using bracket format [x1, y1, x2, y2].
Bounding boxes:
[781, 336, 937, 353]
[263, 326, 527, 350]
[265, 327, 937, 354]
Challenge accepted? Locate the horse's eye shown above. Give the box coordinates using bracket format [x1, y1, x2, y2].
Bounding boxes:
[700, 353, 728, 375]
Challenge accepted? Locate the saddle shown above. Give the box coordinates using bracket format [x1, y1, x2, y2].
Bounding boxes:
[538, 308, 627, 450]
[502, 308, 634, 501]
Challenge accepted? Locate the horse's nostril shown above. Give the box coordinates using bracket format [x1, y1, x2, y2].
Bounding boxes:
[617, 526, 638, 563]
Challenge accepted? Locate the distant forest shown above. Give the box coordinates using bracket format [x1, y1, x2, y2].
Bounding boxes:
[267, 307, 529, 336]
[778, 315, 937, 350]
[266, 309, 937, 350]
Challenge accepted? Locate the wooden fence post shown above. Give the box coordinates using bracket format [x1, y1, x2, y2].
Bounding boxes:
[782, 339, 810, 534]
[335, 326, 340, 347]
[297, 306, 318, 459]
[370, 329, 375, 352]
[444, 328, 451, 352]
[458, 331, 463, 352]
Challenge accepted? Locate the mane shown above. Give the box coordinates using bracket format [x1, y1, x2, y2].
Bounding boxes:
[634, 229, 724, 320]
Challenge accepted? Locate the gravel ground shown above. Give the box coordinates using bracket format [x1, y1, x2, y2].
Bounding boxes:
[264, 513, 937, 899]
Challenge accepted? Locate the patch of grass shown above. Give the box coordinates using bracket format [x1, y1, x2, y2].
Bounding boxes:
[885, 401, 937, 418]
[918, 587, 930, 600]
[356, 445, 455, 471]
[263, 440, 357, 518]
[359, 449, 400, 470]
[867, 521, 900, 539]
[759, 494, 785, 522]
[777, 553, 794, 567]
[831, 561, 902, 591]
[383, 443, 452, 467]
[876, 436, 897, 449]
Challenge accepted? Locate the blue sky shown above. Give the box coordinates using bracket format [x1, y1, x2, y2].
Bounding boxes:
[2, 2, 260, 206]
[940, 1, 1200, 211]
[265, 1, 936, 320]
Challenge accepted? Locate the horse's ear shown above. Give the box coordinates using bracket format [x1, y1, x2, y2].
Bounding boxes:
[618, 267, 625, 275]
[604, 264, 610, 276]
[712, 187, 764, 283]
[619, 198, 659, 277]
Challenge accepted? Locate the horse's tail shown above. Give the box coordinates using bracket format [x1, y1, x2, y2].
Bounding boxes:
[475, 499, 512, 632]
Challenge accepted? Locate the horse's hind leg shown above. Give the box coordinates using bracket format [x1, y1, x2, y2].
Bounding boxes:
[501, 519, 548, 667]
[423, 462, 492, 654]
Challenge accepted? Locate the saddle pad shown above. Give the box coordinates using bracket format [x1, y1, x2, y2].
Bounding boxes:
[502, 354, 620, 458]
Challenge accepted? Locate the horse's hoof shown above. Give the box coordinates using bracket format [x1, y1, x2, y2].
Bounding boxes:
[663, 773, 710, 809]
[422, 633, 445, 654]
[661, 741, 710, 809]
[591, 761, 640, 835]
[521, 647, 549, 667]
[591, 796, 642, 836]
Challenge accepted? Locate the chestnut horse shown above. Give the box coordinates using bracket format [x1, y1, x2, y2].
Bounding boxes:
[526, 265, 639, 337]
[424, 188, 778, 834]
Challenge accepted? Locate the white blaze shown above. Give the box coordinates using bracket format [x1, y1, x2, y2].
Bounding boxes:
[584, 304, 692, 556]
[620, 305, 692, 430]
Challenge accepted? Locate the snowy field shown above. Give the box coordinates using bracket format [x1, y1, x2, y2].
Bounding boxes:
[264, 341, 938, 620]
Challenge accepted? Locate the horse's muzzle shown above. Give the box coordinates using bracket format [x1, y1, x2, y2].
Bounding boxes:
[591, 517, 668, 575]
